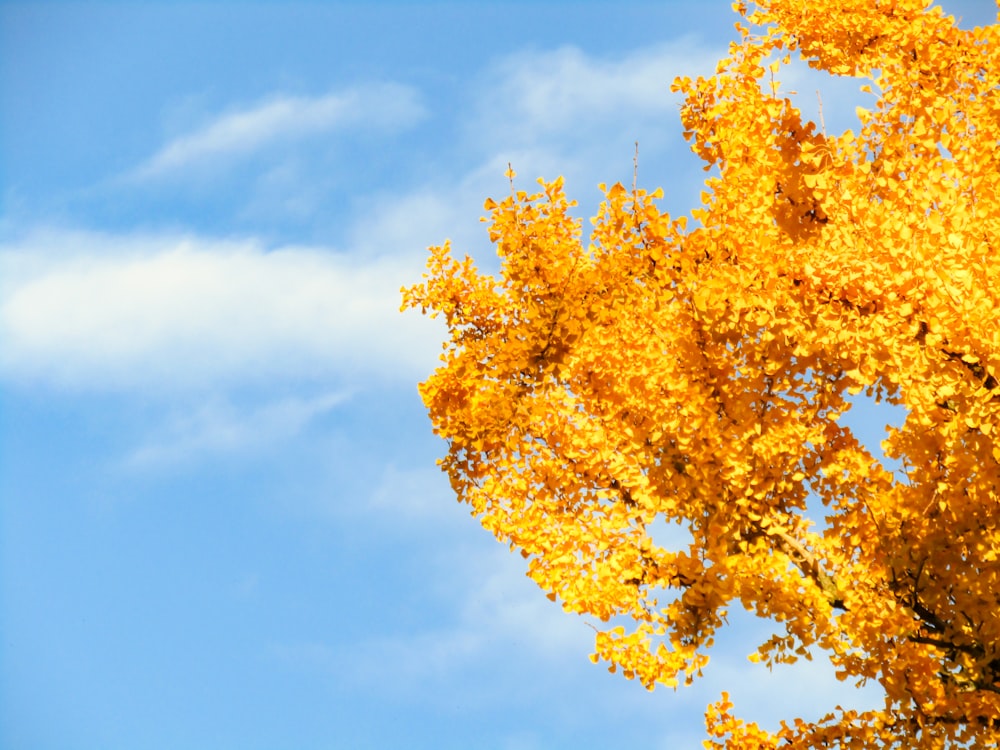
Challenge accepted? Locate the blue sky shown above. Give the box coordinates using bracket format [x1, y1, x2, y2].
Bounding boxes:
[2, 1, 997, 748]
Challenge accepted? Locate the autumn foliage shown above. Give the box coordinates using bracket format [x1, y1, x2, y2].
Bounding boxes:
[402, 0, 1000, 746]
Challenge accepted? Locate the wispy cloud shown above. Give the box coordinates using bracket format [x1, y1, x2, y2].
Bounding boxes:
[368, 464, 457, 523]
[132, 83, 425, 180]
[273, 544, 594, 698]
[475, 41, 719, 143]
[0, 228, 442, 391]
[122, 390, 350, 469]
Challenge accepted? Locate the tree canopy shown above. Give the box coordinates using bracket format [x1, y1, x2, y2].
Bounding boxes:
[402, 0, 1000, 746]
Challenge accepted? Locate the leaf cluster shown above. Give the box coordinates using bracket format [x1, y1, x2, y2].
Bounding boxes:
[403, 1, 1000, 746]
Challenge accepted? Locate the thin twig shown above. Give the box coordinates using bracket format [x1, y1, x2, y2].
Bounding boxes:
[817, 90, 827, 137]
[633, 141, 639, 195]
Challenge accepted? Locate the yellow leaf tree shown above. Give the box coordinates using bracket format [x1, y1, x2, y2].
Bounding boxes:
[402, 0, 1000, 746]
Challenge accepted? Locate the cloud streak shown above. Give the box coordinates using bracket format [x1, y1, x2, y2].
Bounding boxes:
[122, 390, 350, 469]
[133, 83, 425, 180]
[0, 229, 442, 391]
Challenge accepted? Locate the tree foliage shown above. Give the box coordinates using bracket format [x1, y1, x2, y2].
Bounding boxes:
[402, 0, 1000, 745]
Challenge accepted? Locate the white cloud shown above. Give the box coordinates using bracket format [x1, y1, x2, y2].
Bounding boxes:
[122, 390, 350, 469]
[0, 228, 443, 391]
[476, 41, 719, 142]
[348, 189, 468, 257]
[132, 83, 425, 179]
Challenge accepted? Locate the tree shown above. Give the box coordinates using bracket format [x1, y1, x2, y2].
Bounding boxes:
[401, 0, 1000, 746]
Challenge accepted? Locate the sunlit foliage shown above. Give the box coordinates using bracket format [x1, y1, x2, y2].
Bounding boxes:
[403, 0, 1000, 745]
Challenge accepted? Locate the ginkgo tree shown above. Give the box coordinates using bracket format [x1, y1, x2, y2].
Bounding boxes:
[402, 0, 1000, 746]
